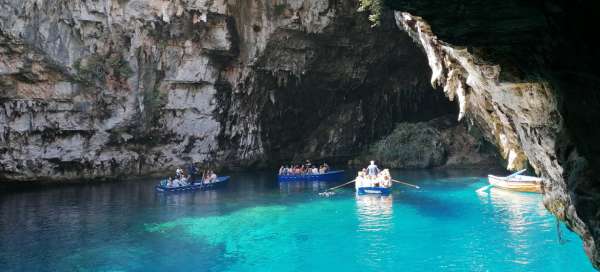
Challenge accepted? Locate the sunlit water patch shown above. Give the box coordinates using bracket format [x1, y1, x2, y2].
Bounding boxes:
[0, 170, 595, 271]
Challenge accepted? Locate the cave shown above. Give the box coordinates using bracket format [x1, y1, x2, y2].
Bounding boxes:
[1, 0, 599, 269]
[216, 10, 460, 167]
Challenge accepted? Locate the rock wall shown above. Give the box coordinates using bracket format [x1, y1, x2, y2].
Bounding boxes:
[351, 115, 499, 169]
[388, 1, 600, 267]
[0, 0, 455, 182]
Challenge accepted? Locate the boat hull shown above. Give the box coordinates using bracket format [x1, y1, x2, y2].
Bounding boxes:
[357, 187, 391, 195]
[155, 176, 230, 192]
[488, 175, 542, 193]
[278, 170, 344, 182]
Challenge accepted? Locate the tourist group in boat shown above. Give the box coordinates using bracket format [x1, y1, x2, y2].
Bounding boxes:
[157, 157, 544, 196]
[158, 165, 223, 191]
[278, 161, 331, 175]
[161, 168, 217, 188]
[355, 161, 392, 189]
[354, 161, 393, 195]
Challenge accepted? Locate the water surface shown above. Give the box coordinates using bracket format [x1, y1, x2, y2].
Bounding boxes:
[0, 170, 594, 271]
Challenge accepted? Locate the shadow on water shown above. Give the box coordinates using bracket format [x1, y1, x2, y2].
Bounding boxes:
[394, 190, 465, 218]
[382, 169, 490, 219]
[0, 171, 345, 236]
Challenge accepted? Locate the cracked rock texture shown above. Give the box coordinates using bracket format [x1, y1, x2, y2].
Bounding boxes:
[351, 115, 498, 169]
[388, 0, 600, 267]
[0, 0, 457, 182]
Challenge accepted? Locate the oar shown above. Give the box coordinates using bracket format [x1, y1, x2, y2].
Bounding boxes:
[507, 169, 527, 178]
[392, 179, 420, 189]
[323, 179, 355, 192]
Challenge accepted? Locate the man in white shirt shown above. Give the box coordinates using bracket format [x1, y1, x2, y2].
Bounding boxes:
[367, 161, 380, 177]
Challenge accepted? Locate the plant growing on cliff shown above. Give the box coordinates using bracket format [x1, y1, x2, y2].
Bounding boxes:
[358, 0, 384, 27]
[74, 55, 107, 83]
[107, 54, 134, 79]
[74, 53, 133, 85]
[274, 4, 287, 17]
[142, 87, 167, 128]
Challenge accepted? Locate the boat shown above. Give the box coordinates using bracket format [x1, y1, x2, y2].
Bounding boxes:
[357, 187, 392, 195]
[355, 169, 392, 195]
[277, 170, 345, 182]
[487, 169, 543, 193]
[155, 176, 230, 192]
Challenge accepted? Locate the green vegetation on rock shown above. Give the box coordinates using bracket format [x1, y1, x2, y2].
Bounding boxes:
[358, 0, 384, 27]
[142, 87, 167, 128]
[274, 4, 287, 17]
[358, 122, 447, 168]
[74, 53, 133, 85]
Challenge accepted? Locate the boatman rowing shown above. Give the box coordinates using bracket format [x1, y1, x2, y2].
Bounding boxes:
[367, 160, 380, 177]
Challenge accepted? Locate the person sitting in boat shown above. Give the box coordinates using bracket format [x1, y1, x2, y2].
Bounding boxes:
[311, 166, 319, 174]
[279, 166, 285, 175]
[304, 160, 312, 169]
[367, 161, 380, 178]
[356, 170, 367, 189]
[180, 175, 189, 186]
[203, 171, 211, 183]
[204, 170, 217, 183]
[187, 164, 197, 180]
[166, 177, 173, 187]
[171, 177, 180, 187]
[175, 168, 183, 179]
[380, 169, 392, 188]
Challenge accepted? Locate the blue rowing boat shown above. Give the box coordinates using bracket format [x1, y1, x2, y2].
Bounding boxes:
[278, 170, 345, 182]
[357, 186, 391, 195]
[155, 176, 230, 192]
[355, 169, 393, 195]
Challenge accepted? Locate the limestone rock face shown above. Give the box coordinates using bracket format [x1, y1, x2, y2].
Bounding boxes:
[356, 121, 447, 169]
[392, 7, 600, 268]
[351, 115, 498, 169]
[0, 0, 455, 182]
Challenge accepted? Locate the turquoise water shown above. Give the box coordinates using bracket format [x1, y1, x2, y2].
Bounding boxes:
[0, 170, 595, 271]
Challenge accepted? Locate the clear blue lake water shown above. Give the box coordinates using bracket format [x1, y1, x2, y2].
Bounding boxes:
[0, 169, 595, 271]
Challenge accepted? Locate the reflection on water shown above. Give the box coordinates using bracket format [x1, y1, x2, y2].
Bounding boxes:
[278, 181, 329, 194]
[355, 194, 394, 268]
[477, 187, 549, 231]
[476, 187, 553, 265]
[356, 194, 393, 232]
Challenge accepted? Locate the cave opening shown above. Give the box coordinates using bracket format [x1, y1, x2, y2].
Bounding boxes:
[242, 12, 473, 168]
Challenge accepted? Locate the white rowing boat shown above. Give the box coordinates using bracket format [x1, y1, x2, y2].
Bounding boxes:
[488, 170, 543, 193]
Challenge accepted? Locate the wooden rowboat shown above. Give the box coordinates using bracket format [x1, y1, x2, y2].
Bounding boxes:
[278, 170, 345, 182]
[355, 169, 393, 195]
[487, 173, 542, 193]
[357, 187, 391, 195]
[155, 176, 230, 192]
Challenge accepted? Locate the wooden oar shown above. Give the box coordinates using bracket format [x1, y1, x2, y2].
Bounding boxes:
[507, 169, 527, 178]
[392, 179, 420, 189]
[323, 179, 355, 192]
